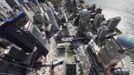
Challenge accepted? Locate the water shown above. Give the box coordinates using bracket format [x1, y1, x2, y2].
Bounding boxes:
[84, 0, 134, 35]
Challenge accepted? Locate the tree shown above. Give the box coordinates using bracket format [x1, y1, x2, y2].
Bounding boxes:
[48, 0, 62, 6]
[79, 0, 85, 4]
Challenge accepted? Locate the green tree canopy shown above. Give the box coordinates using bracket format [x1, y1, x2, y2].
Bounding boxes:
[48, 0, 62, 5]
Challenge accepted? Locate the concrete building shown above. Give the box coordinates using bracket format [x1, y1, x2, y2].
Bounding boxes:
[98, 38, 125, 69]
[0, 0, 13, 19]
[107, 17, 121, 31]
[45, 2, 59, 32]
[56, 44, 66, 57]
[0, 11, 48, 56]
[94, 14, 104, 30]
[79, 9, 91, 35]
[96, 25, 109, 40]
[5, 0, 18, 8]
[0, 43, 33, 75]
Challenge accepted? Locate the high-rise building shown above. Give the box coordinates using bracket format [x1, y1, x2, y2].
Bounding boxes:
[79, 9, 91, 34]
[5, 0, 18, 8]
[0, 44, 34, 75]
[98, 38, 124, 68]
[0, 11, 48, 56]
[96, 26, 109, 40]
[46, 3, 59, 32]
[94, 14, 104, 30]
[107, 17, 121, 31]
